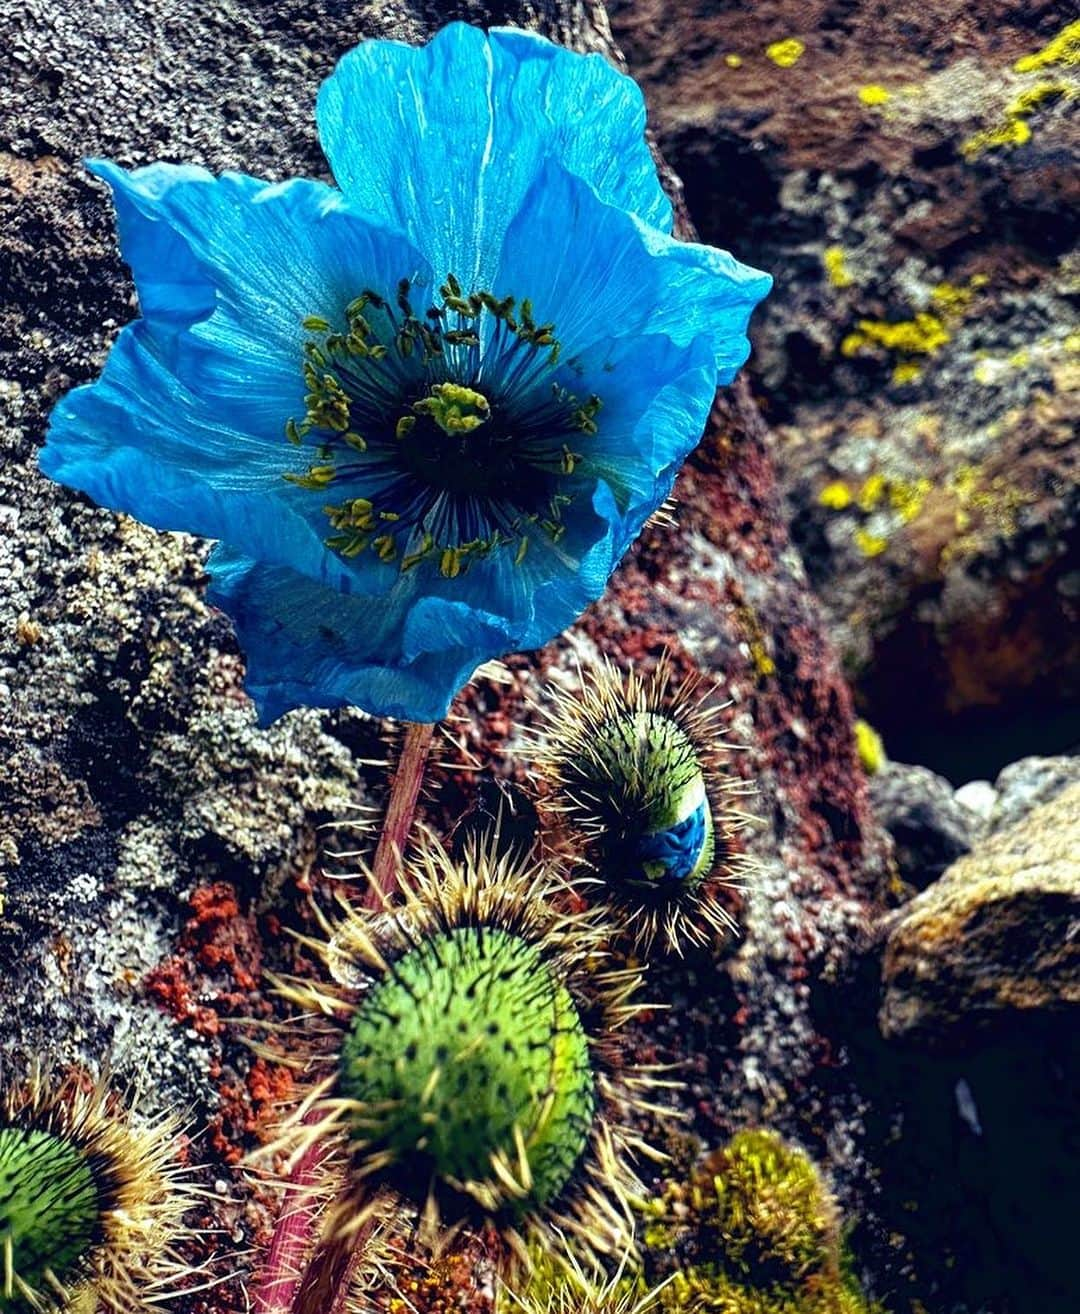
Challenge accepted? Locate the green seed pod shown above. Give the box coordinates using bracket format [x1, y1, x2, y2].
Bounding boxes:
[266, 836, 662, 1269]
[0, 1070, 198, 1314]
[533, 656, 757, 956]
[341, 926, 595, 1209]
[0, 1127, 99, 1300]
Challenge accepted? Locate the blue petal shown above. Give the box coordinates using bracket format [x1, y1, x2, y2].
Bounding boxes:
[495, 157, 771, 382]
[41, 164, 432, 594]
[206, 545, 505, 723]
[316, 23, 673, 290]
[205, 476, 623, 724]
[84, 161, 430, 433]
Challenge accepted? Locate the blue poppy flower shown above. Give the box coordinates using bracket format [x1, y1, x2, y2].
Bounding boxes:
[41, 23, 770, 724]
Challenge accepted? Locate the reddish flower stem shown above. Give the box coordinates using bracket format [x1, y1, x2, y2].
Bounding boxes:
[253, 719, 436, 1313]
[252, 1112, 328, 1314]
[364, 720, 436, 909]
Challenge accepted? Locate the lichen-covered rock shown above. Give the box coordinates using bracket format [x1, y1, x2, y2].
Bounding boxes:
[868, 760, 981, 887]
[609, 2, 1080, 782]
[989, 752, 1080, 833]
[880, 783, 1080, 1040]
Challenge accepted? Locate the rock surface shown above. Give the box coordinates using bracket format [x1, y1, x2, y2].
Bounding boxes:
[880, 782, 1080, 1040]
[1, 1, 892, 1310]
[868, 759, 980, 887]
[989, 751, 1080, 832]
[609, 1, 1080, 783]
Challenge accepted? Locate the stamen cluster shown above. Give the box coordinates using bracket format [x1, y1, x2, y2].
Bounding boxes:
[285, 275, 603, 577]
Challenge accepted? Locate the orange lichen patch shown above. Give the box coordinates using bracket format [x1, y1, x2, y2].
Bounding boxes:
[171, 884, 258, 989]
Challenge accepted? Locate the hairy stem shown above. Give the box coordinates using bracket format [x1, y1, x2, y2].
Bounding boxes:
[252, 1113, 328, 1314]
[364, 720, 436, 909]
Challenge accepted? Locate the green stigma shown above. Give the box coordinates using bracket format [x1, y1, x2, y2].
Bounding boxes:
[339, 926, 595, 1211]
[579, 711, 715, 891]
[413, 382, 491, 435]
[284, 274, 604, 577]
[0, 1126, 99, 1299]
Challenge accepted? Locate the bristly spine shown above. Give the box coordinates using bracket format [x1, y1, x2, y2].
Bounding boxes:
[530, 654, 759, 957]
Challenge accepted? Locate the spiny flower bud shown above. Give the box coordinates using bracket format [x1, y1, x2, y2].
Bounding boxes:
[262, 835, 666, 1270]
[532, 655, 758, 956]
[339, 925, 595, 1211]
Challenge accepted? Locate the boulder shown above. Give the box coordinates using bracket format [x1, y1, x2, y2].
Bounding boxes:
[880, 782, 1080, 1040]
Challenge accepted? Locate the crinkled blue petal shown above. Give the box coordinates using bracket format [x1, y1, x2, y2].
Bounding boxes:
[495, 157, 771, 381]
[40, 164, 433, 595]
[206, 545, 509, 723]
[205, 476, 623, 723]
[316, 22, 674, 290]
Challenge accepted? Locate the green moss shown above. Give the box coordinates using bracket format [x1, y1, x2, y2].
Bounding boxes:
[507, 1131, 885, 1313]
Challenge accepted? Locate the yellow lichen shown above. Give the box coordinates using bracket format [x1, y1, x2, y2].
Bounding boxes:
[858, 84, 891, 106]
[818, 481, 852, 510]
[1007, 80, 1072, 116]
[962, 116, 1032, 158]
[766, 39, 806, 68]
[888, 477, 932, 524]
[962, 61, 1074, 160]
[734, 602, 777, 679]
[854, 720, 886, 775]
[891, 362, 922, 385]
[929, 281, 976, 315]
[725, 53, 743, 69]
[857, 474, 887, 512]
[854, 528, 889, 558]
[1013, 19, 1080, 74]
[843, 313, 950, 358]
[823, 245, 854, 289]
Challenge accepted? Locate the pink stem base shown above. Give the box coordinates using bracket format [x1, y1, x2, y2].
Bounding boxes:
[253, 719, 436, 1313]
[252, 1116, 327, 1314]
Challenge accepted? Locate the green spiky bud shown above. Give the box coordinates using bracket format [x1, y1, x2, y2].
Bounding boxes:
[573, 711, 714, 891]
[339, 926, 595, 1210]
[0, 1126, 99, 1298]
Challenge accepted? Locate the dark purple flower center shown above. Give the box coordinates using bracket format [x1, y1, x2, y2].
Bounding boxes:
[285, 275, 601, 577]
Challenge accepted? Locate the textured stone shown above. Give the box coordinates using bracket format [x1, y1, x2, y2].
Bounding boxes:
[609, 1, 1080, 782]
[1, 0, 893, 1308]
[990, 752, 1080, 833]
[880, 783, 1080, 1040]
[868, 760, 980, 887]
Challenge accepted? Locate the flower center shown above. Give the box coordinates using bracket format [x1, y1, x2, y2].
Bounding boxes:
[284, 275, 602, 577]
[338, 926, 595, 1211]
[0, 1125, 100, 1297]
